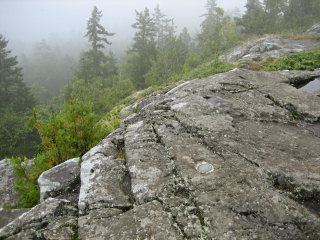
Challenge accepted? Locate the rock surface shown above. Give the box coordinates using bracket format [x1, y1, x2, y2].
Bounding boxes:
[0, 159, 19, 208]
[38, 157, 80, 203]
[1, 69, 320, 239]
[0, 198, 78, 239]
[77, 69, 320, 240]
[220, 37, 320, 64]
[306, 22, 320, 35]
[0, 208, 30, 229]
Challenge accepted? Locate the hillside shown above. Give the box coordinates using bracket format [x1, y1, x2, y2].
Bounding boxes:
[1, 65, 320, 239]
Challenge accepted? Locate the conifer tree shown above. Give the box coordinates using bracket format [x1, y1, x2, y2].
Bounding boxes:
[85, 6, 114, 68]
[0, 34, 35, 112]
[0, 34, 38, 158]
[127, 8, 157, 89]
[78, 6, 116, 81]
[199, 0, 239, 56]
[236, 0, 265, 34]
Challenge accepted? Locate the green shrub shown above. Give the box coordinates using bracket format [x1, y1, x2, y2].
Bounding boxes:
[10, 99, 123, 208]
[10, 157, 40, 208]
[264, 49, 320, 71]
[170, 57, 235, 83]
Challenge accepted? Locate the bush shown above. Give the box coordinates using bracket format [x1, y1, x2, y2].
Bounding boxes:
[264, 49, 320, 71]
[10, 99, 123, 208]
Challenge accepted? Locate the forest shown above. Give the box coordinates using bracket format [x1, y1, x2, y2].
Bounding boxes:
[1, 0, 320, 207]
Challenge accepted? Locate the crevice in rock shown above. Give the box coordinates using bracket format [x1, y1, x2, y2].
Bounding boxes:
[151, 125, 209, 239]
[265, 94, 319, 123]
[113, 138, 135, 206]
[156, 198, 189, 239]
[216, 82, 258, 94]
[269, 173, 320, 217]
[236, 152, 260, 168]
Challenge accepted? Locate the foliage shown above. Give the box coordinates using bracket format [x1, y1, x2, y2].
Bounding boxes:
[284, 0, 320, 32]
[175, 57, 235, 82]
[65, 77, 135, 116]
[264, 49, 320, 71]
[84, 6, 115, 77]
[10, 98, 123, 208]
[29, 99, 105, 165]
[0, 34, 35, 112]
[0, 107, 40, 158]
[145, 21, 190, 86]
[126, 8, 157, 89]
[237, 0, 320, 35]
[0, 35, 38, 159]
[10, 157, 40, 208]
[198, 0, 242, 57]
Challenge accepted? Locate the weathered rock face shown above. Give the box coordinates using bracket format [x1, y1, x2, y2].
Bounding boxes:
[220, 37, 320, 64]
[0, 208, 30, 229]
[38, 157, 80, 203]
[1, 69, 320, 239]
[0, 198, 78, 239]
[306, 22, 320, 35]
[0, 159, 18, 208]
[77, 69, 320, 239]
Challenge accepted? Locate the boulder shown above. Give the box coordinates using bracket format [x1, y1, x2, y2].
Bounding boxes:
[0, 198, 77, 239]
[220, 37, 320, 64]
[0, 159, 19, 207]
[37, 157, 80, 203]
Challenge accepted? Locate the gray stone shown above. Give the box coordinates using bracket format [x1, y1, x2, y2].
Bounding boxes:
[306, 22, 320, 34]
[220, 37, 320, 64]
[38, 157, 80, 203]
[0, 208, 30, 229]
[78, 201, 183, 240]
[75, 68, 320, 239]
[78, 135, 132, 215]
[0, 198, 77, 239]
[0, 159, 18, 207]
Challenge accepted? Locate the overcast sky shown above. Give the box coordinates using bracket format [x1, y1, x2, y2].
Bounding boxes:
[0, 0, 247, 56]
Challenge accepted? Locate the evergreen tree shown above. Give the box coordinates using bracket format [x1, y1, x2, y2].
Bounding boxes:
[78, 6, 116, 81]
[126, 8, 157, 89]
[262, 0, 287, 33]
[0, 35, 38, 158]
[236, 0, 265, 34]
[85, 6, 114, 69]
[153, 4, 166, 45]
[0, 35, 35, 112]
[284, 0, 320, 31]
[199, 0, 240, 56]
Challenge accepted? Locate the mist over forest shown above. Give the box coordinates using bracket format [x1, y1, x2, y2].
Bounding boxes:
[1, 0, 320, 208]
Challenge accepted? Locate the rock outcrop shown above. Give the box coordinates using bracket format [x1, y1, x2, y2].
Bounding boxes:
[0, 198, 78, 239]
[38, 157, 80, 203]
[1, 69, 320, 239]
[220, 37, 320, 64]
[0, 159, 19, 208]
[306, 22, 320, 35]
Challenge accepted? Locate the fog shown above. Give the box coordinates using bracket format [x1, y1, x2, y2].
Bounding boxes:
[0, 0, 246, 57]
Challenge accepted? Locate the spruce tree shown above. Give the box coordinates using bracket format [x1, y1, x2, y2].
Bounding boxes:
[0, 34, 35, 112]
[236, 0, 265, 34]
[127, 8, 157, 89]
[199, 0, 237, 56]
[79, 6, 116, 81]
[85, 6, 114, 68]
[0, 34, 38, 158]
